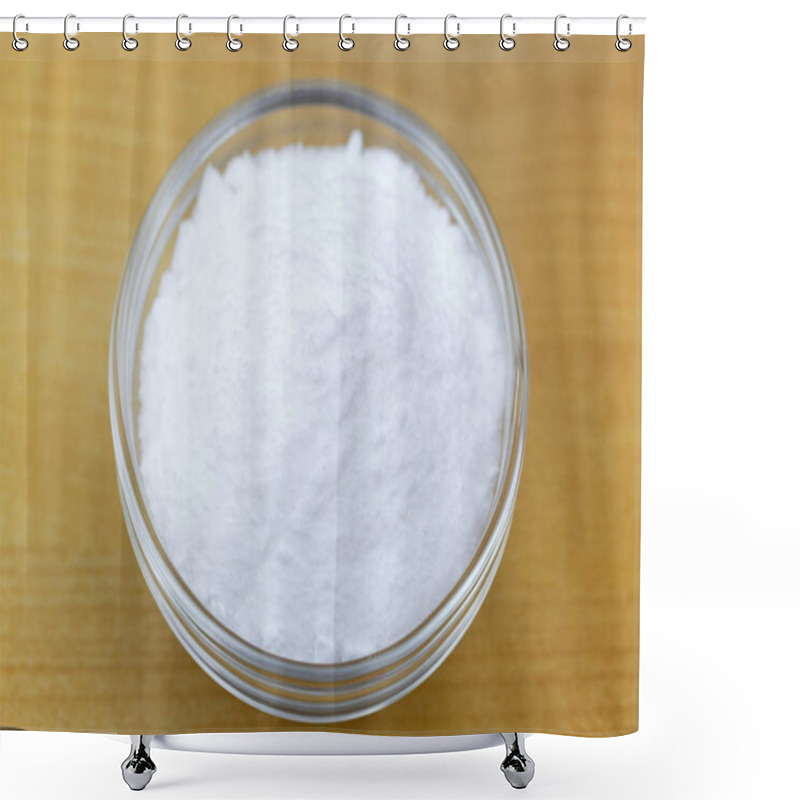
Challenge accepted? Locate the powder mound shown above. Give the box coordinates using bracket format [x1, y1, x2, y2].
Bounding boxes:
[138, 130, 509, 663]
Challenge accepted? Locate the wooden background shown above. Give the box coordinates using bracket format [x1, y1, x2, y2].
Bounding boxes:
[0, 34, 643, 736]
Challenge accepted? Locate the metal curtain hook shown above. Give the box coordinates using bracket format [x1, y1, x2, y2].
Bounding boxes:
[394, 14, 410, 51]
[122, 14, 138, 51]
[338, 14, 355, 51]
[176, 14, 191, 50]
[499, 14, 516, 51]
[443, 14, 460, 51]
[12, 14, 28, 51]
[63, 13, 79, 51]
[616, 14, 632, 51]
[553, 14, 570, 51]
[227, 15, 243, 51]
[283, 15, 299, 51]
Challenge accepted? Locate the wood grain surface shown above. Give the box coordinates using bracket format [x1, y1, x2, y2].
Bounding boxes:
[1, 34, 643, 735]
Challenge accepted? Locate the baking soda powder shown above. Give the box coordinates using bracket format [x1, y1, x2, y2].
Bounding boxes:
[138, 131, 508, 663]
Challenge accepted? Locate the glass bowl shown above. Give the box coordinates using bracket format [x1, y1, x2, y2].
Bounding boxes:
[109, 80, 528, 723]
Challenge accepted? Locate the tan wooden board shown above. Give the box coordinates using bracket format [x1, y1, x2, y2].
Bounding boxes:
[1, 34, 643, 735]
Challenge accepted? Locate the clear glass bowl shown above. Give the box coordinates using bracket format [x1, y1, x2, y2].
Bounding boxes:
[109, 81, 528, 723]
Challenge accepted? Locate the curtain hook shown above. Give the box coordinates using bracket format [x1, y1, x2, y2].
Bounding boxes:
[12, 14, 28, 51]
[122, 14, 138, 51]
[176, 14, 191, 51]
[227, 15, 243, 51]
[499, 14, 516, 51]
[443, 14, 460, 51]
[615, 14, 632, 51]
[283, 15, 299, 51]
[553, 14, 570, 51]
[63, 13, 80, 51]
[338, 14, 355, 51]
[394, 14, 410, 51]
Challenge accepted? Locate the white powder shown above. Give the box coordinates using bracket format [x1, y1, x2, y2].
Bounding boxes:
[138, 131, 508, 664]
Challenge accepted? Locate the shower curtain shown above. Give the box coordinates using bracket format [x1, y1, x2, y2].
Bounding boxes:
[0, 30, 644, 738]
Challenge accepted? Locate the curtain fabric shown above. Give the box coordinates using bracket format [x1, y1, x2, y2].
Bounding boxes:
[0, 33, 644, 736]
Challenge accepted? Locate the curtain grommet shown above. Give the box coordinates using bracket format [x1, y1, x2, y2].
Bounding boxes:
[12, 14, 29, 51]
[499, 14, 516, 51]
[121, 14, 138, 51]
[63, 13, 80, 51]
[443, 14, 460, 51]
[338, 14, 355, 51]
[394, 15, 410, 51]
[615, 15, 632, 51]
[283, 15, 299, 52]
[553, 14, 570, 51]
[226, 15, 243, 52]
[175, 14, 192, 51]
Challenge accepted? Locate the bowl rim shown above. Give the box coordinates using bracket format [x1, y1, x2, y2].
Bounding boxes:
[109, 79, 529, 719]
